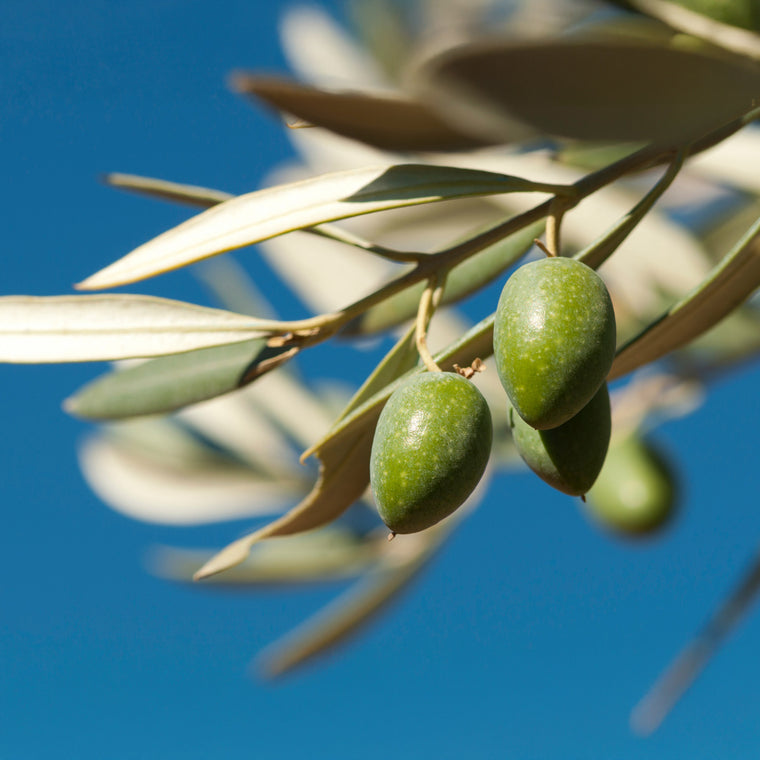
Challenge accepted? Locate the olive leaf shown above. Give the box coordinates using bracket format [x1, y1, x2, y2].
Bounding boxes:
[256, 515, 459, 678]
[336, 322, 419, 422]
[631, 544, 760, 736]
[610, 213, 760, 379]
[193, 313, 496, 580]
[78, 428, 304, 525]
[77, 164, 567, 290]
[231, 73, 493, 152]
[411, 35, 760, 145]
[612, 0, 760, 61]
[575, 153, 684, 270]
[104, 173, 234, 208]
[148, 528, 384, 585]
[65, 339, 296, 420]
[344, 220, 544, 334]
[0, 295, 274, 363]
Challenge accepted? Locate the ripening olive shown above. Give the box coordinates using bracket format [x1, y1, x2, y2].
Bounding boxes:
[585, 434, 678, 536]
[509, 382, 611, 496]
[370, 371, 493, 534]
[494, 257, 616, 430]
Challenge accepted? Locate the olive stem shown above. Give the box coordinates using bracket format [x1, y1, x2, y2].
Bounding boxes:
[255, 107, 760, 348]
[415, 272, 447, 373]
[545, 197, 569, 256]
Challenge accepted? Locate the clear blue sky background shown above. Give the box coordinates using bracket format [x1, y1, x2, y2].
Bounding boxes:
[2, 1, 760, 758]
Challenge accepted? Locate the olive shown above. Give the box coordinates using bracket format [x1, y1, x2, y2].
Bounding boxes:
[370, 371, 492, 534]
[493, 257, 616, 430]
[509, 383, 611, 496]
[585, 434, 678, 536]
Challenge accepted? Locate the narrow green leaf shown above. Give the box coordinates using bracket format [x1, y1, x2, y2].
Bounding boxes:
[344, 221, 543, 334]
[610, 214, 760, 379]
[0, 295, 274, 363]
[65, 339, 295, 420]
[575, 153, 684, 270]
[76, 164, 567, 290]
[412, 35, 760, 145]
[336, 322, 419, 423]
[193, 312, 496, 580]
[231, 73, 494, 152]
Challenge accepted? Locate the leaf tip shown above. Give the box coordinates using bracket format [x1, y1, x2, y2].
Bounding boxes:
[192, 534, 256, 581]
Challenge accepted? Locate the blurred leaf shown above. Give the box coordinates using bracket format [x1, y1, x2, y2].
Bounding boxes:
[0, 295, 272, 363]
[65, 339, 295, 420]
[412, 35, 760, 145]
[610, 213, 760, 379]
[613, 0, 760, 60]
[256, 515, 457, 677]
[78, 433, 302, 525]
[104, 173, 233, 208]
[344, 220, 543, 334]
[77, 164, 567, 290]
[231, 74, 493, 152]
[631, 545, 760, 735]
[149, 527, 384, 585]
[194, 312, 496, 579]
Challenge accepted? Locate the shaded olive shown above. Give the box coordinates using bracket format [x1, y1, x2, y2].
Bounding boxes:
[509, 383, 611, 496]
[370, 371, 492, 534]
[585, 434, 678, 536]
[494, 257, 616, 430]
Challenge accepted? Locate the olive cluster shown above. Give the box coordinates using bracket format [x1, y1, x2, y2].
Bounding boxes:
[369, 256, 676, 537]
[493, 257, 616, 497]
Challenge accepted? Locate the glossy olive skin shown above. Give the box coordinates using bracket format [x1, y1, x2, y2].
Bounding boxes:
[585, 434, 677, 536]
[370, 372, 492, 534]
[509, 383, 611, 496]
[494, 257, 616, 430]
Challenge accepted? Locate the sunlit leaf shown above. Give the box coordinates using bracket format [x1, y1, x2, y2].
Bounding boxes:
[76, 164, 566, 290]
[65, 339, 295, 419]
[412, 35, 760, 145]
[610, 213, 760, 379]
[231, 74, 493, 152]
[194, 313, 496, 580]
[0, 295, 273, 363]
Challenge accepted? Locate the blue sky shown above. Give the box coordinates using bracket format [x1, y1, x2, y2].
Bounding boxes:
[3, 1, 760, 758]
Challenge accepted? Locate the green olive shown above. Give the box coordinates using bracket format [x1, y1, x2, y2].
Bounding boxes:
[585, 434, 678, 536]
[509, 383, 611, 496]
[370, 371, 492, 533]
[493, 257, 616, 430]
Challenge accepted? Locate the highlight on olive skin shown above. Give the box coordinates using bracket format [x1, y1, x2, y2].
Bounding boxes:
[493, 257, 616, 431]
[369, 371, 493, 534]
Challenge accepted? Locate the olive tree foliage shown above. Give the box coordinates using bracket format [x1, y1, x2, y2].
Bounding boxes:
[3, 0, 760, 733]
